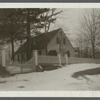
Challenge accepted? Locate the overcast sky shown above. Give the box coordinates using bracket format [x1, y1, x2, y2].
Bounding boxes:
[50, 8, 86, 45]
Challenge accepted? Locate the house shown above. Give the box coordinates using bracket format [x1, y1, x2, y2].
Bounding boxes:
[14, 28, 75, 62]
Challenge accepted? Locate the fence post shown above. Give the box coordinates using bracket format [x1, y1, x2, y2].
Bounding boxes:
[65, 54, 68, 65]
[1, 48, 6, 67]
[57, 53, 61, 66]
[33, 50, 38, 66]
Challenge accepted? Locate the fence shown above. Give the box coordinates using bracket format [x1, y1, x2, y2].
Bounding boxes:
[38, 55, 67, 66]
[37, 52, 68, 71]
[8, 55, 100, 74]
[7, 57, 36, 74]
[8, 50, 67, 73]
[68, 57, 100, 64]
[38, 55, 67, 64]
[38, 56, 59, 64]
[2, 49, 100, 74]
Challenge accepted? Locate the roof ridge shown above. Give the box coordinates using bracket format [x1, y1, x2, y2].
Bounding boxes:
[34, 28, 61, 38]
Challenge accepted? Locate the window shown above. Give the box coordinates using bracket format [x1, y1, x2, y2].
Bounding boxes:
[63, 38, 66, 45]
[38, 50, 41, 55]
[48, 50, 57, 56]
[56, 38, 59, 44]
[67, 51, 70, 57]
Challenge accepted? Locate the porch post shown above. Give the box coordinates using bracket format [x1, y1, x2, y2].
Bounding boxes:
[1, 48, 6, 67]
[65, 54, 68, 65]
[34, 50, 38, 66]
[57, 53, 61, 66]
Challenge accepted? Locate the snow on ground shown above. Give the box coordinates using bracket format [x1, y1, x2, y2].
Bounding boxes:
[0, 63, 100, 91]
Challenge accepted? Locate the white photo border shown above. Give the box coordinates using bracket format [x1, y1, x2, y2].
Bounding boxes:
[0, 3, 100, 97]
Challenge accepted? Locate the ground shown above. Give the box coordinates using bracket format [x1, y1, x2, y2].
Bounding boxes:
[0, 63, 100, 91]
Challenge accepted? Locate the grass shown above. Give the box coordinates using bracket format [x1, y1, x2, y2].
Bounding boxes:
[72, 67, 100, 78]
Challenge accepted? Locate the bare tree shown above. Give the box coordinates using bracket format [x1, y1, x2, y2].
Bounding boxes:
[79, 9, 100, 58]
[40, 9, 62, 54]
[75, 33, 92, 58]
[40, 8, 62, 33]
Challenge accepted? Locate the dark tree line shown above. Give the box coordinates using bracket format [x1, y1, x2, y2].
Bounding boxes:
[0, 8, 61, 61]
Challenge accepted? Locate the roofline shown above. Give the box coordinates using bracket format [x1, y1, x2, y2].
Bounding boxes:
[46, 29, 60, 45]
[60, 29, 75, 52]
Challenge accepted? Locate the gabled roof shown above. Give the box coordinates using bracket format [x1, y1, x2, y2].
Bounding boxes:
[15, 28, 61, 54]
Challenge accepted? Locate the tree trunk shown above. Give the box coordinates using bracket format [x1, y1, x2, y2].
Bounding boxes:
[10, 15, 15, 61]
[11, 37, 15, 61]
[45, 22, 50, 55]
[92, 45, 95, 58]
[26, 9, 31, 60]
[45, 34, 48, 55]
[45, 29, 48, 55]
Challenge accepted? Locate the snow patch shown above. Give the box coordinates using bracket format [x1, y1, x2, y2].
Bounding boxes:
[0, 63, 100, 91]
